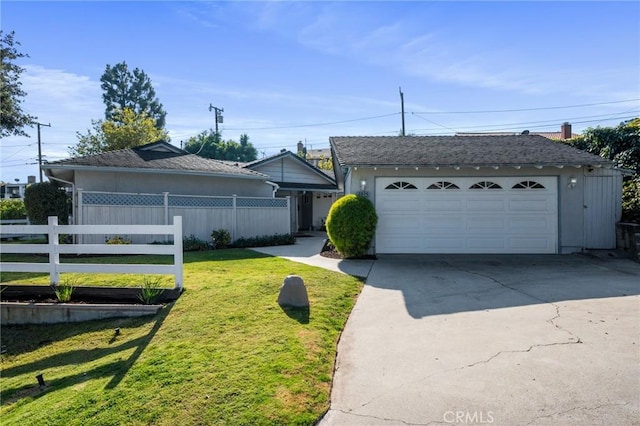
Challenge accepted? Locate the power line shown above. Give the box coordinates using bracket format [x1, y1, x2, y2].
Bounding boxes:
[225, 112, 400, 131]
[411, 98, 640, 115]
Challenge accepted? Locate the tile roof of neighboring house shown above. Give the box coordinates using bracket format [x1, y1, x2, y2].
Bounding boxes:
[456, 131, 579, 140]
[305, 148, 332, 160]
[330, 135, 612, 168]
[45, 141, 268, 179]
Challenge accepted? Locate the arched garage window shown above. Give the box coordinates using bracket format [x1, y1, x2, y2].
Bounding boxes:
[427, 181, 460, 190]
[385, 181, 417, 190]
[512, 180, 545, 189]
[469, 181, 502, 189]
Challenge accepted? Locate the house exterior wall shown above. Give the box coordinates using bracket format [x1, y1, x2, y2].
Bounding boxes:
[74, 170, 272, 197]
[251, 158, 331, 185]
[346, 166, 622, 253]
[313, 192, 340, 230]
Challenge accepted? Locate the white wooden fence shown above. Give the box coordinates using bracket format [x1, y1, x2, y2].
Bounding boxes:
[0, 216, 183, 290]
[77, 191, 291, 244]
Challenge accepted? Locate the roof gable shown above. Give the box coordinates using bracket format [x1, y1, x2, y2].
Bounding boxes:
[245, 151, 336, 186]
[330, 135, 612, 168]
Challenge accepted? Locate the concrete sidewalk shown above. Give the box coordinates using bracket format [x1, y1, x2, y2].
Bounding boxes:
[250, 232, 375, 278]
[320, 254, 640, 425]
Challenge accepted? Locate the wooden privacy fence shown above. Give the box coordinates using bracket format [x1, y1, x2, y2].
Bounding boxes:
[0, 216, 184, 290]
[77, 191, 291, 244]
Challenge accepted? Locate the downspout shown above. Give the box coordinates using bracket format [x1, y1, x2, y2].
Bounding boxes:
[266, 181, 279, 197]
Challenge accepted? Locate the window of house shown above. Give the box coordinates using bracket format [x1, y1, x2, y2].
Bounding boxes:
[427, 181, 460, 190]
[512, 181, 545, 189]
[469, 181, 502, 189]
[385, 181, 417, 190]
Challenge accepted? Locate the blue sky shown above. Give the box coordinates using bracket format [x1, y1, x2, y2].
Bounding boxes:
[1, 1, 639, 183]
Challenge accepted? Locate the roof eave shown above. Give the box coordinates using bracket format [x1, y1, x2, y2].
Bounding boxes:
[43, 164, 268, 180]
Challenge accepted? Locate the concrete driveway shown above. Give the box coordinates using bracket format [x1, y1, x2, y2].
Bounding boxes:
[320, 254, 640, 426]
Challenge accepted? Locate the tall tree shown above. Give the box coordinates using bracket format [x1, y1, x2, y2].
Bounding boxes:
[70, 108, 169, 156]
[100, 61, 166, 129]
[0, 30, 36, 138]
[184, 130, 258, 162]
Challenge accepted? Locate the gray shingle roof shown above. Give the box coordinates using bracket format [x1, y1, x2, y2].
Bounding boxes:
[45, 142, 267, 179]
[330, 135, 612, 168]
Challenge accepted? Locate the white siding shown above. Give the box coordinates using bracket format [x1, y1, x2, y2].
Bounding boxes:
[251, 157, 332, 185]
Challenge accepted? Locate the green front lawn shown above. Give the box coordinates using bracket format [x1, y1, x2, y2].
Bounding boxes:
[0, 249, 363, 425]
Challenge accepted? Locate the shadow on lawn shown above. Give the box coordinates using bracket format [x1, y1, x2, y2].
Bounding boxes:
[1, 302, 174, 403]
[279, 305, 310, 324]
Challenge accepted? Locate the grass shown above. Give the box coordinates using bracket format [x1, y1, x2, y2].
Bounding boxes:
[0, 249, 363, 425]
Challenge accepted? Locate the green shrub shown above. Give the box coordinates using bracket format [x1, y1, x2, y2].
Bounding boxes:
[326, 194, 377, 258]
[0, 199, 26, 220]
[52, 278, 77, 303]
[211, 228, 231, 248]
[183, 234, 211, 251]
[105, 235, 131, 245]
[622, 176, 640, 224]
[233, 233, 296, 248]
[23, 182, 70, 225]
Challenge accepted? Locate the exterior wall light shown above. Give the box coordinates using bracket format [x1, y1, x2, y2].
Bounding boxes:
[357, 178, 369, 197]
[568, 177, 578, 189]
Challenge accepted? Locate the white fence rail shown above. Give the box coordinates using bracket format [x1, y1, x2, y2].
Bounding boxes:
[0, 216, 183, 290]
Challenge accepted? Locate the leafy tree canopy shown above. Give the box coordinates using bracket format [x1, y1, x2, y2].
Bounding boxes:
[70, 108, 169, 157]
[100, 61, 166, 129]
[0, 30, 36, 138]
[184, 130, 258, 162]
[565, 118, 640, 173]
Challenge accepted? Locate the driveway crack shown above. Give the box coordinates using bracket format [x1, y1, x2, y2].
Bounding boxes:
[523, 401, 630, 425]
[443, 262, 582, 343]
[327, 408, 448, 425]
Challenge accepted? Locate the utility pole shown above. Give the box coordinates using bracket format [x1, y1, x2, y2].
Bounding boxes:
[35, 122, 51, 183]
[399, 87, 405, 136]
[208, 104, 224, 133]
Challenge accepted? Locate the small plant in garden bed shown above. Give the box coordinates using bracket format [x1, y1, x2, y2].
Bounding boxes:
[211, 228, 231, 248]
[52, 278, 77, 302]
[183, 234, 212, 251]
[105, 235, 131, 245]
[137, 276, 165, 305]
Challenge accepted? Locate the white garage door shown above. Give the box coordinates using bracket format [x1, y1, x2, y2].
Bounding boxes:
[375, 176, 558, 254]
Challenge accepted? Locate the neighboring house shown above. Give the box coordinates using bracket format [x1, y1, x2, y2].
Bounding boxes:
[0, 176, 36, 200]
[243, 150, 340, 231]
[457, 122, 578, 140]
[330, 134, 621, 254]
[43, 141, 290, 242]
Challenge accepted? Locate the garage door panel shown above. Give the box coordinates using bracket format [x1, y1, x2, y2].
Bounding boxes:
[468, 238, 506, 249]
[466, 199, 506, 212]
[422, 216, 464, 231]
[509, 198, 553, 212]
[423, 237, 464, 249]
[466, 216, 506, 232]
[509, 237, 553, 250]
[375, 176, 558, 254]
[378, 198, 420, 212]
[509, 216, 553, 231]
[423, 200, 463, 211]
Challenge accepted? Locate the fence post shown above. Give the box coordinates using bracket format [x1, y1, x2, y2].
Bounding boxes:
[232, 194, 237, 241]
[77, 189, 83, 244]
[48, 216, 60, 285]
[163, 192, 169, 225]
[173, 216, 183, 290]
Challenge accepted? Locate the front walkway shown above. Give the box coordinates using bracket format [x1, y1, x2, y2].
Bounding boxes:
[250, 232, 375, 278]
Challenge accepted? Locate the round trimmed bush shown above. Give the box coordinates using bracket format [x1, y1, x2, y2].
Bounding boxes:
[326, 194, 378, 258]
